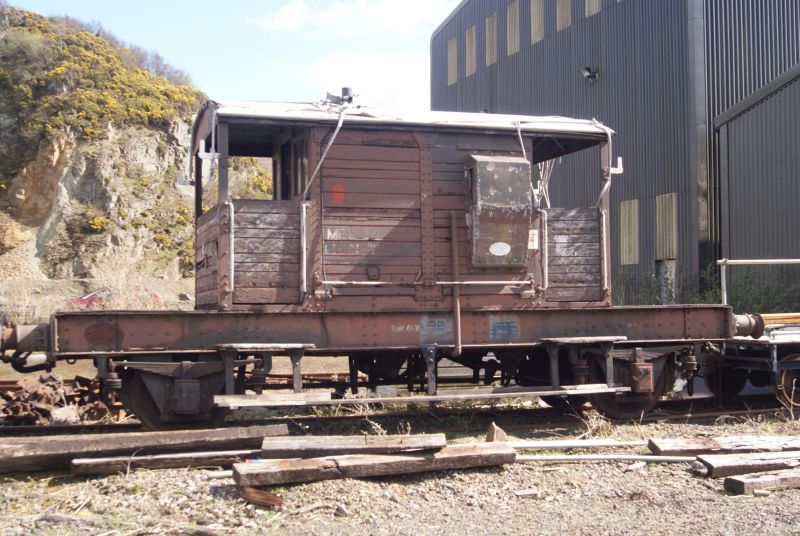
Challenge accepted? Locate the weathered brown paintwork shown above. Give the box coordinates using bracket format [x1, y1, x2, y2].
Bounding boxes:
[193, 121, 612, 313]
[49, 305, 736, 356]
[0, 100, 767, 427]
[5, 105, 745, 362]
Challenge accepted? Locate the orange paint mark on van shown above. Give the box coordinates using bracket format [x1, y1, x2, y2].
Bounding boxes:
[332, 183, 346, 204]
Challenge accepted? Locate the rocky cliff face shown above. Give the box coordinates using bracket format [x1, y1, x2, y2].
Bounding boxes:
[0, 7, 203, 318]
[0, 116, 198, 319]
[0, 114, 197, 276]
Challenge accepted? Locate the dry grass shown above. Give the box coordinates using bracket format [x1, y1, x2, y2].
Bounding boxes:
[575, 410, 615, 438]
[0, 278, 74, 323]
[76, 251, 165, 311]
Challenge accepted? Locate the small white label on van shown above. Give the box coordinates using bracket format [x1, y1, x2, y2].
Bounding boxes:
[528, 230, 539, 250]
[489, 242, 511, 256]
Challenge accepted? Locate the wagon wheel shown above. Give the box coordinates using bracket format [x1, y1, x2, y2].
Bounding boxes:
[120, 372, 229, 431]
[589, 358, 670, 420]
[776, 354, 800, 408]
[702, 357, 747, 401]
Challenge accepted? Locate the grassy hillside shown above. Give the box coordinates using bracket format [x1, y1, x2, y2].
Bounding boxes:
[0, 6, 204, 189]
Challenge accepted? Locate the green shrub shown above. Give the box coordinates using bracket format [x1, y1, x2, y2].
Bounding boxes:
[612, 263, 800, 313]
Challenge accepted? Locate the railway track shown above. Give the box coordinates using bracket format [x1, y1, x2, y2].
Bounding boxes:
[0, 393, 783, 438]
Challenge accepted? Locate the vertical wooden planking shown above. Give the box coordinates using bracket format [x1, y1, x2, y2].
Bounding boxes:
[318, 129, 423, 288]
[545, 208, 604, 303]
[218, 202, 234, 309]
[310, 126, 324, 298]
[232, 200, 302, 305]
[193, 154, 202, 223]
[415, 133, 440, 300]
[216, 122, 232, 309]
[217, 123, 229, 202]
[195, 206, 219, 308]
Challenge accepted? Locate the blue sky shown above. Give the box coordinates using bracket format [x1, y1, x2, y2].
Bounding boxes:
[10, 0, 461, 109]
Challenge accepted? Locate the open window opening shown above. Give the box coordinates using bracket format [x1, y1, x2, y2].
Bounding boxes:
[195, 122, 311, 209]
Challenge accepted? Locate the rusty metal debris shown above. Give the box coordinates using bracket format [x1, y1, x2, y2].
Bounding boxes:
[0, 373, 121, 425]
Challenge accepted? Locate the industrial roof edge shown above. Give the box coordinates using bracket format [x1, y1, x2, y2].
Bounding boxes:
[430, 0, 470, 40]
[714, 62, 800, 127]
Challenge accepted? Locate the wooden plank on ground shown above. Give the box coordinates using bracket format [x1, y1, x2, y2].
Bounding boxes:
[697, 450, 800, 478]
[0, 424, 287, 473]
[508, 439, 648, 450]
[516, 454, 694, 463]
[648, 436, 800, 456]
[724, 468, 800, 495]
[233, 443, 517, 486]
[71, 449, 260, 476]
[260, 434, 447, 458]
[240, 486, 284, 507]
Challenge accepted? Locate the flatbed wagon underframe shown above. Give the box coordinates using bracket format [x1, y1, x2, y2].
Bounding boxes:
[47, 304, 737, 357]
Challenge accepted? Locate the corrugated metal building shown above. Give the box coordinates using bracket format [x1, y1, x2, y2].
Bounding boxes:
[715, 64, 800, 311]
[430, 0, 800, 306]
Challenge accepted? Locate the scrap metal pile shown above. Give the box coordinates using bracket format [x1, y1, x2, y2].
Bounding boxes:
[0, 374, 119, 425]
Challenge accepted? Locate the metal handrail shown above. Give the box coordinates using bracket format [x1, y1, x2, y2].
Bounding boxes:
[716, 258, 800, 305]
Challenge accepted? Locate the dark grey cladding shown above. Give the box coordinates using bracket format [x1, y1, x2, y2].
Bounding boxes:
[431, 0, 800, 302]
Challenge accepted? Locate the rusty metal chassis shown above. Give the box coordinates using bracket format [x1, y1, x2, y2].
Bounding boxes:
[25, 304, 736, 419]
[49, 304, 734, 358]
[718, 337, 800, 386]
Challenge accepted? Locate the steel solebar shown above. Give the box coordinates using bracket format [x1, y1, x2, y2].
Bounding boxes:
[46, 305, 738, 357]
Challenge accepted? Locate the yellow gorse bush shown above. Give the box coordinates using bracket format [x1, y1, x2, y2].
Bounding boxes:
[0, 7, 204, 185]
[87, 215, 109, 233]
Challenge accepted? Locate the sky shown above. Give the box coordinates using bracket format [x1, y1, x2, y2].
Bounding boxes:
[9, 0, 462, 110]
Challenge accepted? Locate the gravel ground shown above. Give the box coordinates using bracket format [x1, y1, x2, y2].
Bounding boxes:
[2, 410, 800, 536]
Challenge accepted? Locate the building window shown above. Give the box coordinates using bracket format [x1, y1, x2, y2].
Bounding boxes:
[557, 0, 571, 31]
[485, 13, 497, 66]
[620, 199, 639, 265]
[506, 0, 520, 56]
[447, 36, 457, 86]
[585, 0, 601, 17]
[465, 25, 476, 76]
[531, 0, 544, 43]
[655, 193, 678, 261]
